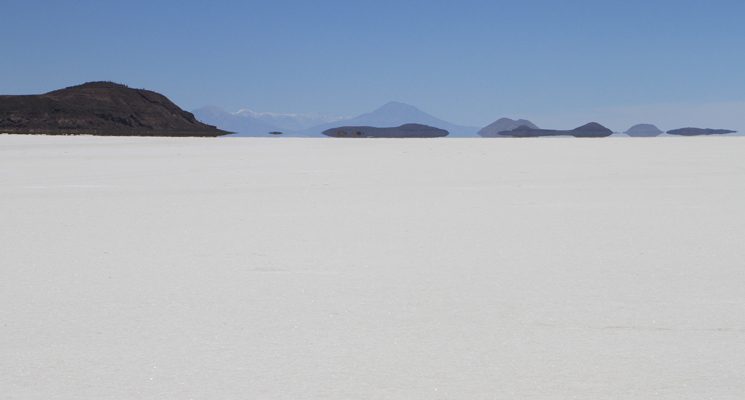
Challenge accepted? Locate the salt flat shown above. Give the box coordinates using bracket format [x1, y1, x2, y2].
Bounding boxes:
[1, 135, 744, 399]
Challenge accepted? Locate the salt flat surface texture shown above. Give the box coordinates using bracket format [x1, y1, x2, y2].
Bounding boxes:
[1, 135, 744, 399]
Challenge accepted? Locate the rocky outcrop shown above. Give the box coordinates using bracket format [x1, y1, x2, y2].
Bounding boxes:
[0, 82, 231, 136]
[498, 122, 613, 138]
[625, 123, 663, 137]
[666, 127, 736, 136]
[322, 123, 449, 138]
[478, 117, 539, 137]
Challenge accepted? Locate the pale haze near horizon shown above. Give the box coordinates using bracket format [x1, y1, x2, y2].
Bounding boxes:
[1, 0, 743, 132]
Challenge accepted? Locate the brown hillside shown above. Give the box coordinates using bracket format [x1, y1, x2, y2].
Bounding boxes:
[0, 81, 231, 136]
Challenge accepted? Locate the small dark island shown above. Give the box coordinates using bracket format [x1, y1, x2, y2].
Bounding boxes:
[498, 122, 613, 138]
[322, 123, 449, 138]
[0, 81, 231, 137]
[666, 127, 736, 136]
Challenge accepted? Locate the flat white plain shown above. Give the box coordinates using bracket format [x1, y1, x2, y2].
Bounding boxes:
[1, 135, 744, 399]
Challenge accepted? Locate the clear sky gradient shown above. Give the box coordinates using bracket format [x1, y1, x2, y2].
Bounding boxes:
[2, 0, 744, 131]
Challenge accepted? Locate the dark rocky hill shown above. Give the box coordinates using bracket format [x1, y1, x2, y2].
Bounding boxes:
[498, 122, 613, 138]
[625, 123, 663, 137]
[322, 123, 449, 138]
[0, 82, 231, 136]
[478, 117, 539, 137]
[666, 127, 736, 136]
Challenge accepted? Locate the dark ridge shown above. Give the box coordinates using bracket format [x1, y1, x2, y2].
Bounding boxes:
[0, 81, 231, 136]
[666, 127, 736, 136]
[499, 122, 613, 138]
[322, 123, 449, 138]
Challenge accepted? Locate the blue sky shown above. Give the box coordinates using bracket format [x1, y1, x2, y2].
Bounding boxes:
[2, 0, 744, 131]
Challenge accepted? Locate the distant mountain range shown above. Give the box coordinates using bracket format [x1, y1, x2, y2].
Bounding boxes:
[193, 101, 480, 137]
[191, 105, 299, 137]
[2, 82, 738, 138]
[192, 102, 738, 139]
[234, 109, 350, 131]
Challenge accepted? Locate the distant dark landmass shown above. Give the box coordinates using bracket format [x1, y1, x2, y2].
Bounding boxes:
[498, 122, 613, 138]
[666, 127, 737, 136]
[0, 82, 230, 136]
[322, 123, 449, 138]
[625, 123, 663, 137]
[307, 102, 478, 137]
[478, 117, 539, 137]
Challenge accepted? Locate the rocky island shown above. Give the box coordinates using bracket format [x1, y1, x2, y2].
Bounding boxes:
[0, 82, 231, 136]
[498, 122, 614, 138]
[322, 123, 449, 138]
[667, 127, 736, 136]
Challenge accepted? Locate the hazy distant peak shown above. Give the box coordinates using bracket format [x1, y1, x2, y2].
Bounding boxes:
[191, 105, 237, 126]
[376, 101, 421, 111]
[357, 102, 469, 129]
[191, 105, 281, 136]
[366, 102, 429, 118]
[478, 117, 539, 137]
[194, 104, 227, 112]
[199, 105, 226, 111]
[234, 108, 349, 119]
[234, 109, 269, 118]
[232, 108, 350, 131]
[624, 123, 663, 137]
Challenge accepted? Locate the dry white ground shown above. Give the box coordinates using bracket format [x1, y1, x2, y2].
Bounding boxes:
[1, 135, 744, 399]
